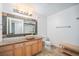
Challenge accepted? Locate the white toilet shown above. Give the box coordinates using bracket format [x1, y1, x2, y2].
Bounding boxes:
[43, 37, 52, 50]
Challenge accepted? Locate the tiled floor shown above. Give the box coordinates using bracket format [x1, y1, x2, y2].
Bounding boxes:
[37, 46, 68, 56]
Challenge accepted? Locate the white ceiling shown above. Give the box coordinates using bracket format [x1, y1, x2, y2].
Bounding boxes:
[25, 3, 78, 16]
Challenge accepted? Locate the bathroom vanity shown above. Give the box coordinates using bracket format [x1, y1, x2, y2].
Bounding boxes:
[0, 36, 43, 56]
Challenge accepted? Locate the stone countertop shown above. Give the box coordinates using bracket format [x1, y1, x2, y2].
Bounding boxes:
[0, 35, 43, 47]
[0, 38, 28, 47]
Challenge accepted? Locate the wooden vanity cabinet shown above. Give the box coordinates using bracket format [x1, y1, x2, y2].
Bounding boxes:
[0, 39, 43, 56]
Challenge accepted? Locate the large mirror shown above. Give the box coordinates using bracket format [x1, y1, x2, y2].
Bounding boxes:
[7, 17, 24, 34]
[2, 12, 37, 38]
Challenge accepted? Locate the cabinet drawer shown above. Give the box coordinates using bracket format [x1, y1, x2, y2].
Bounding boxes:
[14, 43, 24, 48]
[38, 39, 42, 42]
[32, 40, 38, 44]
[25, 41, 38, 46]
[25, 42, 32, 45]
[0, 45, 13, 52]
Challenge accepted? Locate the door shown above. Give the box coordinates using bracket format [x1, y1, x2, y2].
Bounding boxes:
[24, 41, 32, 56]
[32, 42, 38, 55]
[25, 45, 32, 56]
[14, 43, 24, 56]
[0, 45, 14, 56]
[38, 40, 43, 52]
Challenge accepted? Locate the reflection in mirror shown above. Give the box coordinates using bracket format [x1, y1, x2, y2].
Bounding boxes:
[7, 17, 23, 35]
[24, 23, 35, 34]
[2, 13, 37, 38]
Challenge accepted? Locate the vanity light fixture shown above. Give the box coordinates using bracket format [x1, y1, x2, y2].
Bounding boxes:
[13, 9, 32, 16]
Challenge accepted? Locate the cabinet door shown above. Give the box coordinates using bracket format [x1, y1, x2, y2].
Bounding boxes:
[32, 43, 38, 55]
[0, 45, 14, 56]
[38, 40, 43, 52]
[25, 45, 32, 56]
[0, 50, 13, 56]
[14, 48, 24, 56]
[14, 43, 24, 56]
